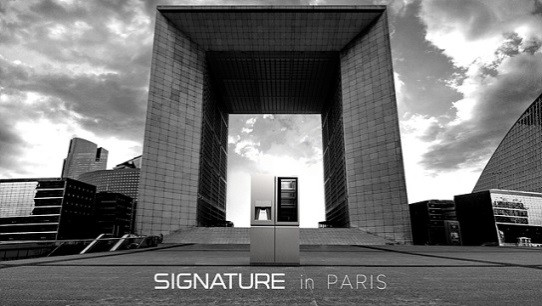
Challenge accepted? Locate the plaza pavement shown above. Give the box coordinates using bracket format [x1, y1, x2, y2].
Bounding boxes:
[0, 244, 541, 305]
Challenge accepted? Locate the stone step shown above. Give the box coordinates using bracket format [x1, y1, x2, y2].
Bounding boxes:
[164, 227, 393, 245]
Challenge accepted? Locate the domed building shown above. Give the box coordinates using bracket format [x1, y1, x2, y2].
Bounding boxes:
[473, 92, 542, 193]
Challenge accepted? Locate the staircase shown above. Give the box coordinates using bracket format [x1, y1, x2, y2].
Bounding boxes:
[164, 227, 394, 245]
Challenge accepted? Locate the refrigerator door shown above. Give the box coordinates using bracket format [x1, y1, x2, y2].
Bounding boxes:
[276, 177, 299, 225]
[251, 174, 275, 226]
[274, 226, 300, 265]
[250, 226, 275, 264]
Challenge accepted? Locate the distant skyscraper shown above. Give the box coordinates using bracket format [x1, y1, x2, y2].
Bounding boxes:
[61, 137, 108, 179]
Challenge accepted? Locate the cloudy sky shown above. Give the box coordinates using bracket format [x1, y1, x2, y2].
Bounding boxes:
[1, 0, 541, 227]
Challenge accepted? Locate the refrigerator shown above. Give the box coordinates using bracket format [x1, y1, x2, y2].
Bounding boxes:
[250, 174, 299, 265]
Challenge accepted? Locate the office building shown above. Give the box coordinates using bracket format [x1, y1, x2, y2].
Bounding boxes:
[95, 192, 134, 237]
[77, 168, 139, 201]
[473, 93, 542, 193]
[137, 6, 411, 243]
[78, 168, 139, 232]
[0, 178, 96, 241]
[78, 155, 142, 232]
[409, 200, 459, 245]
[454, 189, 542, 246]
[61, 137, 108, 179]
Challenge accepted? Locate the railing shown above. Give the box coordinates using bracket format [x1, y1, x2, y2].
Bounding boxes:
[0, 242, 54, 261]
[0, 234, 163, 261]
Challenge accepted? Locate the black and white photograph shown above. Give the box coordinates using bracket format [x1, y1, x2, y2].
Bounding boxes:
[0, 0, 541, 305]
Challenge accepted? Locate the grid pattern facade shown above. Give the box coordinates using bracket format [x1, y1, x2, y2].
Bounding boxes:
[455, 189, 542, 245]
[490, 190, 542, 227]
[160, 6, 382, 52]
[78, 169, 139, 231]
[78, 169, 140, 201]
[0, 181, 38, 218]
[0, 178, 96, 241]
[339, 12, 411, 242]
[473, 93, 542, 193]
[136, 11, 206, 234]
[137, 6, 411, 243]
[0, 179, 62, 241]
[322, 71, 349, 226]
[197, 67, 228, 226]
[95, 192, 134, 237]
[57, 179, 96, 239]
[207, 51, 337, 114]
[61, 138, 108, 180]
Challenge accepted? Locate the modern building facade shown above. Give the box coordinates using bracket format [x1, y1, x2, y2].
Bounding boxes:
[137, 6, 411, 242]
[78, 168, 139, 231]
[409, 200, 460, 245]
[78, 168, 140, 201]
[473, 92, 542, 193]
[0, 178, 96, 241]
[95, 192, 134, 237]
[61, 137, 108, 180]
[455, 189, 542, 246]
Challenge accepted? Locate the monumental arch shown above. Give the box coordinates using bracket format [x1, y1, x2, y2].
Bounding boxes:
[137, 6, 412, 243]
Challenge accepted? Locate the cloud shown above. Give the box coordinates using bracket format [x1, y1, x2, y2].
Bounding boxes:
[424, 52, 542, 169]
[0, 118, 26, 175]
[420, 0, 541, 67]
[2, 1, 153, 70]
[416, 0, 542, 172]
[227, 115, 325, 226]
[0, 0, 156, 177]
[0, 0, 331, 179]
[400, 113, 479, 202]
[0, 56, 146, 141]
[229, 115, 322, 164]
[0, 87, 72, 177]
[390, 0, 463, 120]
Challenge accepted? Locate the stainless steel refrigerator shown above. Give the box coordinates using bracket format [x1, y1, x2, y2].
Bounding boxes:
[250, 174, 300, 265]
